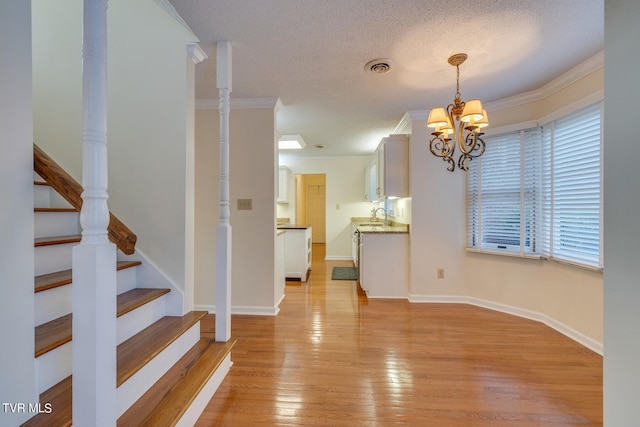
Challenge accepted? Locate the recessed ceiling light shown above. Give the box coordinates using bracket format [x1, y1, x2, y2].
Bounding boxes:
[279, 134, 306, 150]
[364, 58, 393, 74]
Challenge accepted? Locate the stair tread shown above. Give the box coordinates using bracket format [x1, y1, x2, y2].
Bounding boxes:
[23, 336, 235, 427]
[117, 288, 170, 317]
[35, 284, 169, 357]
[35, 313, 72, 358]
[117, 338, 236, 427]
[35, 261, 141, 293]
[20, 376, 72, 427]
[34, 235, 81, 247]
[117, 311, 208, 387]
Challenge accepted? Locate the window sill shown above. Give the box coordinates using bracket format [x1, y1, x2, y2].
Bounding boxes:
[465, 247, 604, 273]
[465, 247, 541, 260]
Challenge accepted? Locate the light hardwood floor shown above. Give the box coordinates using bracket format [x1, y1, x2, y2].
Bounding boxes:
[197, 244, 602, 426]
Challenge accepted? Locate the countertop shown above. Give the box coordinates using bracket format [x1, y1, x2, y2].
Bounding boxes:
[277, 224, 312, 230]
[352, 217, 409, 234]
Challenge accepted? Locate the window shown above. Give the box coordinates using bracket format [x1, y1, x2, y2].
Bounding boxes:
[467, 101, 603, 269]
[467, 128, 541, 255]
[541, 103, 603, 268]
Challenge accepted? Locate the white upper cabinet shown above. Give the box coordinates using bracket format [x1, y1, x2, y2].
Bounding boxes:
[364, 157, 380, 202]
[364, 134, 409, 200]
[278, 166, 290, 203]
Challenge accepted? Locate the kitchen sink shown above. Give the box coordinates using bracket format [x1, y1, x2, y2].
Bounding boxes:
[359, 223, 384, 227]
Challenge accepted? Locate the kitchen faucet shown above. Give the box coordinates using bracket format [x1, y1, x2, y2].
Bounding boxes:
[374, 207, 388, 226]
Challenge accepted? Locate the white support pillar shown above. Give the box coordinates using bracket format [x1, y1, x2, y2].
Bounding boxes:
[215, 41, 232, 342]
[72, 0, 117, 425]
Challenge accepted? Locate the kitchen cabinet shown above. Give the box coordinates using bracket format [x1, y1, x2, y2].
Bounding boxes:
[278, 166, 290, 203]
[364, 157, 380, 202]
[282, 226, 312, 282]
[359, 232, 408, 298]
[363, 134, 409, 201]
[376, 134, 409, 199]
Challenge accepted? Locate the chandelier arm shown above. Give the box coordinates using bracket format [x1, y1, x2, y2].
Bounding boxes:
[429, 134, 456, 172]
[460, 131, 486, 158]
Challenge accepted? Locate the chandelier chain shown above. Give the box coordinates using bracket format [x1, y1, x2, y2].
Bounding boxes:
[455, 65, 461, 99]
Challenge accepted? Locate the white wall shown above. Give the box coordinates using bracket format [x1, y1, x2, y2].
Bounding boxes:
[195, 106, 278, 313]
[278, 155, 372, 259]
[604, 1, 640, 423]
[408, 62, 604, 349]
[32, 0, 198, 298]
[0, 2, 37, 424]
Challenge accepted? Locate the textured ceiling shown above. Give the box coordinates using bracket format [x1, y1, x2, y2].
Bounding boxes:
[169, 0, 603, 157]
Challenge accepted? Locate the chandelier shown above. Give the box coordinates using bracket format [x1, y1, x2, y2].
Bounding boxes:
[427, 53, 488, 172]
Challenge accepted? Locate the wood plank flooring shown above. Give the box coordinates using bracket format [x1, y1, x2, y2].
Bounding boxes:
[197, 243, 602, 426]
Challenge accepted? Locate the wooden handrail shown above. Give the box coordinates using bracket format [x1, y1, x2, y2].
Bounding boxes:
[33, 143, 137, 254]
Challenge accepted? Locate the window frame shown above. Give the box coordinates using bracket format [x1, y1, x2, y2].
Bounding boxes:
[466, 94, 603, 271]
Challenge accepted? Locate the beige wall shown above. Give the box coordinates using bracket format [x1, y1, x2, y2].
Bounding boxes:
[195, 107, 278, 312]
[604, 1, 640, 422]
[32, 0, 198, 300]
[0, 2, 38, 422]
[409, 65, 604, 349]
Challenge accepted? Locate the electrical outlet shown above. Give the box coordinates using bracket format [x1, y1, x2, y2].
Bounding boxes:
[437, 268, 445, 279]
[237, 198, 252, 210]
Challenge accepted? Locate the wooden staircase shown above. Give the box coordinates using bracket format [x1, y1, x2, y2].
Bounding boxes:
[23, 155, 235, 426]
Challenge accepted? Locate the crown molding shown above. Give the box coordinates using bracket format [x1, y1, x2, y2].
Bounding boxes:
[196, 97, 281, 110]
[400, 51, 604, 128]
[187, 43, 207, 64]
[484, 50, 604, 112]
[154, 0, 196, 37]
[393, 112, 414, 134]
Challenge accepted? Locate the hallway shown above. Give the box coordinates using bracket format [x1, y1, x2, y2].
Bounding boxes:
[197, 244, 602, 426]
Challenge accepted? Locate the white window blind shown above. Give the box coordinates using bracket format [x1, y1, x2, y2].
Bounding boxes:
[467, 128, 541, 254]
[541, 103, 602, 268]
[467, 101, 602, 270]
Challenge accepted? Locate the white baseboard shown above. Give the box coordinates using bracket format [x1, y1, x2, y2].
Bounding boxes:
[324, 255, 353, 261]
[408, 294, 603, 355]
[194, 304, 279, 316]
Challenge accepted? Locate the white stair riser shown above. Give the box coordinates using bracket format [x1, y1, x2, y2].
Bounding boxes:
[35, 243, 77, 276]
[117, 266, 138, 294]
[35, 286, 71, 327]
[36, 342, 72, 394]
[176, 354, 232, 427]
[117, 296, 167, 345]
[34, 211, 80, 238]
[33, 185, 73, 209]
[34, 267, 140, 326]
[33, 185, 51, 209]
[116, 323, 200, 417]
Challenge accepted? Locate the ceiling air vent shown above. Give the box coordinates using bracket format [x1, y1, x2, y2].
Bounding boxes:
[364, 58, 393, 74]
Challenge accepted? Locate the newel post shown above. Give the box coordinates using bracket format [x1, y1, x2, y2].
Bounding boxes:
[72, 0, 118, 425]
[216, 41, 232, 342]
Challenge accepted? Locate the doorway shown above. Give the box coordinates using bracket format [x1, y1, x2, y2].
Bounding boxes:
[295, 174, 326, 244]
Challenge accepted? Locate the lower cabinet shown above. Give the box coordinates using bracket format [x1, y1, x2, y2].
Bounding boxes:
[359, 232, 408, 298]
[283, 227, 312, 282]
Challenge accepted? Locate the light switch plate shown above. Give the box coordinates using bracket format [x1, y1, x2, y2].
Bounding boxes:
[237, 198, 252, 210]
